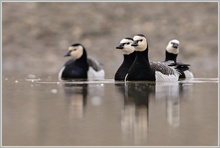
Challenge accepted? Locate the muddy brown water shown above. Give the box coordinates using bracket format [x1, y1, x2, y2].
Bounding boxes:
[2, 77, 218, 146]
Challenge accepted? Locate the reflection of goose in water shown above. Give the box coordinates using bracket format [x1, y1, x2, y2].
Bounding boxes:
[116, 82, 155, 144]
[87, 83, 105, 106]
[155, 82, 182, 127]
[62, 83, 88, 119]
[61, 82, 105, 119]
[155, 82, 192, 127]
[116, 81, 191, 141]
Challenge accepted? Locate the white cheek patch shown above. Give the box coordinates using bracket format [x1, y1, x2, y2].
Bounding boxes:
[166, 40, 180, 54]
[119, 39, 135, 55]
[166, 46, 179, 54]
[134, 45, 143, 51]
[69, 46, 83, 59]
[135, 41, 147, 51]
[122, 45, 135, 55]
[136, 43, 146, 51]
[133, 36, 147, 51]
[166, 44, 179, 54]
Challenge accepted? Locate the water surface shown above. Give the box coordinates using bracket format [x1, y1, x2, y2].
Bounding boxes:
[2, 77, 218, 146]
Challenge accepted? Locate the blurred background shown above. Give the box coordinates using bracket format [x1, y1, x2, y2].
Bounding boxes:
[2, 2, 218, 79]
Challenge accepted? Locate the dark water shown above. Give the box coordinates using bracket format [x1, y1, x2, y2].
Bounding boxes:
[2, 77, 218, 146]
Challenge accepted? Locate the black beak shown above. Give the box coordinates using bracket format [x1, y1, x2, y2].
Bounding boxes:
[131, 40, 138, 46]
[116, 43, 124, 49]
[172, 43, 179, 49]
[64, 50, 71, 57]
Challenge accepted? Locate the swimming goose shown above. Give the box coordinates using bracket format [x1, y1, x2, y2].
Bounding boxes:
[165, 39, 194, 79]
[59, 43, 105, 80]
[126, 34, 179, 81]
[114, 37, 136, 81]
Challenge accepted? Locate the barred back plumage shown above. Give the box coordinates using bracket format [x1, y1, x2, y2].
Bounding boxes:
[150, 62, 177, 75]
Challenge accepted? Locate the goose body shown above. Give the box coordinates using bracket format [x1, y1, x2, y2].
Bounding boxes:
[59, 43, 105, 80]
[114, 37, 136, 81]
[164, 39, 194, 79]
[127, 34, 179, 82]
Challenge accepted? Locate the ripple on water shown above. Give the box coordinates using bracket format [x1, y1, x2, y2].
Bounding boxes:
[180, 78, 218, 84]
[25, 74, 41, 82]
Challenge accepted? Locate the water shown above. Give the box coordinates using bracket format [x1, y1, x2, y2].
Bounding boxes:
[2, 77, 218, 146]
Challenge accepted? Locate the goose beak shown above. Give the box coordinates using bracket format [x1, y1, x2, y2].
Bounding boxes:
[131, 40, 138, 46]
[116, 43, 124, 49]
[64, 50, 71, 57]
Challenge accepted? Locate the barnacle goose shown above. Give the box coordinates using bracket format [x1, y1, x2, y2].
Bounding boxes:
[126, 34, 179, 81]
[165, 39, 194, 79]
[58, 43, 105, 80]
[114, 37, 136, 81]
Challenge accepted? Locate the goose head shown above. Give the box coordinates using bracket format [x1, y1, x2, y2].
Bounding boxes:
[166, 39, 180, 54]
[116, 37, 135, 55]
[131, 34, 148, 52]
[64, 43, 84, 59]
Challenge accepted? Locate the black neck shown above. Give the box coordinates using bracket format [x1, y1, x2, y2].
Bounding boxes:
[127, 45, 156, 81]
[133, 46, 155, 80]
[123, 52, 136, 64]
[165, 50, 177, 63]
[75, 49, 88, 66]
[136, 46, 150, 67]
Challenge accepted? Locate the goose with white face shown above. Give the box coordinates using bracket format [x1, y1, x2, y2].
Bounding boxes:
[59, 43, 105, 81]
[64, 44, 83, 59]
[166, 39, 180, 54]
[131, 34, 148, 51]
[116, 38, 135, 55]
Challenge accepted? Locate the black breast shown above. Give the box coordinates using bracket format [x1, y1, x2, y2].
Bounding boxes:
[127, 51, 155, 81]
[114, 53, 136, 81]
[61, 59, 89, 80]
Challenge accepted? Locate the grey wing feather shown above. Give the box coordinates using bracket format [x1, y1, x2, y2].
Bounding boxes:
[161, 60, 175, 66]
[87, 57, 103, 72]
[150, 62, 176, 75]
